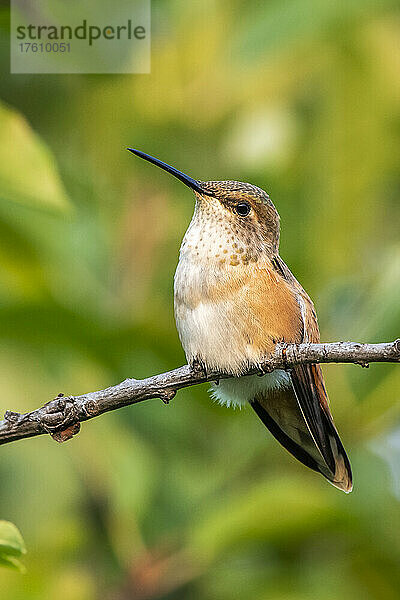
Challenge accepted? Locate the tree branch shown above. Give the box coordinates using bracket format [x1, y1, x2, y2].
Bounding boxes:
[0, 340, 399, 447]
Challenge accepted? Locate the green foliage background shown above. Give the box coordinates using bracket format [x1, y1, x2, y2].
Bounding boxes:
[1, 1, 400, 598]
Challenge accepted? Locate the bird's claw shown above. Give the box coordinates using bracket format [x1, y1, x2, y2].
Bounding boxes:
[159, 389, 176, 405]
[257, 362, 274, 376]
[191, 358, 207, 378]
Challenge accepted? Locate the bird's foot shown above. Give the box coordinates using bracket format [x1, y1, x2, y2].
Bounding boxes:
[191, 358, 208, 378]
[159, 389, 176, 405]
[257, 362, 275, 377]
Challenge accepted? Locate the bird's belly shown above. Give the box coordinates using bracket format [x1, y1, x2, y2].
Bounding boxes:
[174, 256, 294, 406]
[175, 299, 261, 373]
[174, 249, 302, 376]
[174, 260, 271, 374]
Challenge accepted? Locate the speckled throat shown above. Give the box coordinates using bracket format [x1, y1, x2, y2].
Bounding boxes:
[178, 187, 278, 269]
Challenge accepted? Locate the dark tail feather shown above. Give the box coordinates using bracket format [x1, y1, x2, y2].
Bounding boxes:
[251, 398, 321, 474]
[251, 380, 352, 493]
[290, 364, 352, 493]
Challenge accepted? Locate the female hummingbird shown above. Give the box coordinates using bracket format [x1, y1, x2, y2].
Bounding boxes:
[128, 148, 352, 492]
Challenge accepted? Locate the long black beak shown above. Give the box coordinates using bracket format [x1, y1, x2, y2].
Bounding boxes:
[127, 148, 206, 194]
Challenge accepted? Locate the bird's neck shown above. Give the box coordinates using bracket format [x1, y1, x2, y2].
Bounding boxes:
[179, 199, 273, 268]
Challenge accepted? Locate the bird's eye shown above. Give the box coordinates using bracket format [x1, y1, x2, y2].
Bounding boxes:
[234, 202, 251, 217]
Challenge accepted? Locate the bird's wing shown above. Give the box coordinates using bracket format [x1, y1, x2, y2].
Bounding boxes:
[251, 256, 352, 492]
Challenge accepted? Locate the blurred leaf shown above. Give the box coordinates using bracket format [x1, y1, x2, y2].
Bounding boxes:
[0, 101, 71, 212]
[0, 520, 26, 556]
[0, 554, 26, 573]
[0, 521, 26, 573]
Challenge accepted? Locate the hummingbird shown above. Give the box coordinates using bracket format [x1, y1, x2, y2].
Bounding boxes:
[128, 148, 352, 493]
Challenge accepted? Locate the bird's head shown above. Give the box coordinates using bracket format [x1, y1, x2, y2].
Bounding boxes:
[128, 149, 280, 255]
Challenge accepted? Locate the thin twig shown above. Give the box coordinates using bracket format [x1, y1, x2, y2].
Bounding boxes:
[0, 340, 399, 447]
